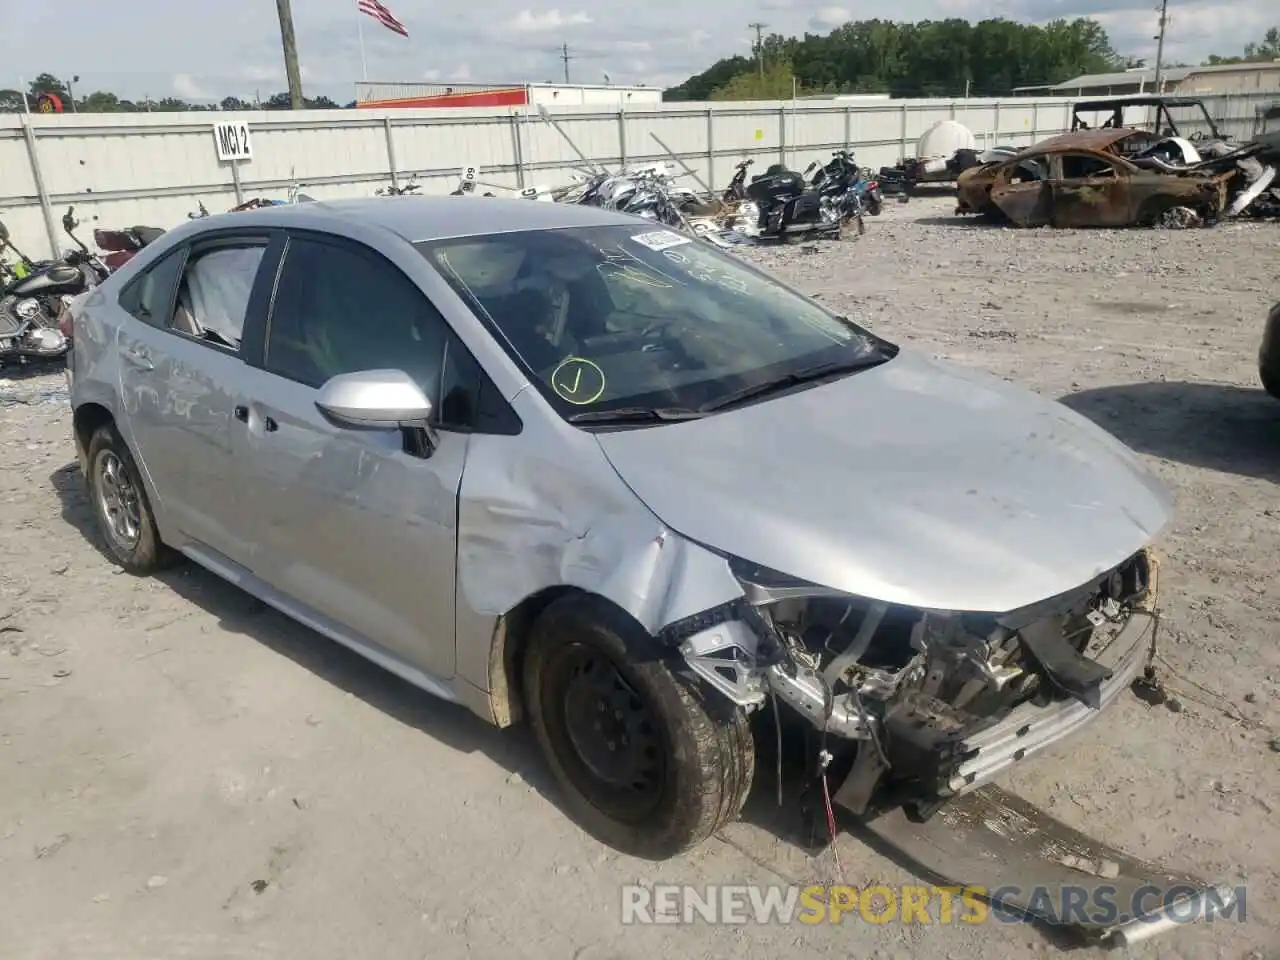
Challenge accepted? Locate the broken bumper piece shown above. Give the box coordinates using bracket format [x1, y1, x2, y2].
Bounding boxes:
[948, 609, 1153, 797]
[858, 783, 1238, 945]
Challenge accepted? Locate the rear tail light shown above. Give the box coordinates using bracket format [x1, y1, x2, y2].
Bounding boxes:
[867, 181, 878, 190]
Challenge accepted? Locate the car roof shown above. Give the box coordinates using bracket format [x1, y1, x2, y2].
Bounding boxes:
[175, 195, 646, 245]
[1013, 128, 1141, 159]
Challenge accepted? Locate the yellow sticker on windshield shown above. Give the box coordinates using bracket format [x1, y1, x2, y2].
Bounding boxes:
[551, 357, 607, 405]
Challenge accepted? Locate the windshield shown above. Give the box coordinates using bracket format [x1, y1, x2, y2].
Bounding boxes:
[416, 225, 893, 419]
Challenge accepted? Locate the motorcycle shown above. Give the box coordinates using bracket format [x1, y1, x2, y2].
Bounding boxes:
[804, 151, 883, 229]
[0, 219, 78, 365]
[187, 180, 316, 218]
[376, 175, 421, 196]
[88, 223, 166, 272]
[728, 162, 841, 242]
[722, 158, 755, 203]
[62, 206, 156, 276]
[566, 164, 721, 236]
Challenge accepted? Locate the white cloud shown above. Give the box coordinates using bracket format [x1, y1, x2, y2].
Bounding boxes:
[809, 6, 850, 31]
[505, 9, 592, 32]
[6, 0, 1267, 103]
[1085, 2, 1274, 62]
[172, 73, 211, 100]
[236, 64, 284, 83]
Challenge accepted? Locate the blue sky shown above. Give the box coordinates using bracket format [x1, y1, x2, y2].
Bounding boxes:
[1, 0, 1269, 103]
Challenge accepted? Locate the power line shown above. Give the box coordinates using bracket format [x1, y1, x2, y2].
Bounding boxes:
[748, 22, 767, 77]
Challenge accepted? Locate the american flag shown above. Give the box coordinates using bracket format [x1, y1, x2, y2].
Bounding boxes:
[358, 0, 408, 37]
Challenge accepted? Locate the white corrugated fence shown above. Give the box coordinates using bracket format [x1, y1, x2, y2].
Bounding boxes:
[0, 91, 1274, 259]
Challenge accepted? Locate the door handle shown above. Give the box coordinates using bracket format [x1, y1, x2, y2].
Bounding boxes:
[122, 347, 153, 370]
[235, 404, 278, 433]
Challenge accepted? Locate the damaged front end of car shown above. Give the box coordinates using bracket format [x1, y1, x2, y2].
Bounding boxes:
[667, 547, 1159, 821]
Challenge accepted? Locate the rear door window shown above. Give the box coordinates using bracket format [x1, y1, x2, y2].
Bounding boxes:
[171, 244, 268, 352]
[118, 249, 186, 327]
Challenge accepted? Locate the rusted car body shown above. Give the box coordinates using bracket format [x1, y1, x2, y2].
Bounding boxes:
[956, 129, 1232, 228]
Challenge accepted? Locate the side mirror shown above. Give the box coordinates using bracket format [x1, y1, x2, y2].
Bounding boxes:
[314, 369, 433, 429]
[63, 206, 77, 232]
[0, 219, 8, 244]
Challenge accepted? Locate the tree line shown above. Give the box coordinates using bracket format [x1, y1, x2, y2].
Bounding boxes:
[4, 23, 1277, 112]
[664, 20, 1280, 101]
[0, 73, 348, 113]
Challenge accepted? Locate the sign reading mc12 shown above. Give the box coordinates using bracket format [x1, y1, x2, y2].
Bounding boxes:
[213, 122, 253, 162]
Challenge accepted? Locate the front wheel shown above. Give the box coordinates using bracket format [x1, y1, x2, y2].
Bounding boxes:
[523, 596, 755, 860]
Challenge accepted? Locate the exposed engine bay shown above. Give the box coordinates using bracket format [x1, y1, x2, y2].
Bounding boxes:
[673, 548, 1156, 820]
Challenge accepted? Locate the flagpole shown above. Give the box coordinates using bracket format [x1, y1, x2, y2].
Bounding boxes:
[358, 10, 368, 81]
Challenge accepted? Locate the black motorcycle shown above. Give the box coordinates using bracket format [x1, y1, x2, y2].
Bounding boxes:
[740, 162, 841, 242]
[0, 216, 101, 366]
[61, 207, 117, 284]
[806, 151, 883, 221]
[722, 158, 755, 203]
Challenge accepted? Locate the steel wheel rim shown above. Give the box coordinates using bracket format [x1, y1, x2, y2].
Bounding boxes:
[96, 451, 142, 549]
[547, 642, 666, 822]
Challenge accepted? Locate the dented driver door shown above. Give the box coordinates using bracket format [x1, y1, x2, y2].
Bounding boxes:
[988, 159, 1052, 227]
[1048, 153, 1133, 228]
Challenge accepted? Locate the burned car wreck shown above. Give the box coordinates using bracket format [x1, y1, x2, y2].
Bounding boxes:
[955, 129, 1238, 227]
[956, 126, 1278, 227]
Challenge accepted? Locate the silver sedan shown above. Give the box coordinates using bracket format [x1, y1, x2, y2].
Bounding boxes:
[65, 196, 1171, 859]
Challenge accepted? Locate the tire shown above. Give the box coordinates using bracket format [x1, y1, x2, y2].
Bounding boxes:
[523, 595, 755, 860]
[84, 423, 177, 574]
[1261, 364, 1280, 400]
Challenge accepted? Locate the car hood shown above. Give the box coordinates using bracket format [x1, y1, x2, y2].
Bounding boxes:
[594, 349, 1173, 613]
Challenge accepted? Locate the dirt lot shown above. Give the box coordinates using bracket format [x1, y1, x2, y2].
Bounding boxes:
[1, 196, 1278, 960]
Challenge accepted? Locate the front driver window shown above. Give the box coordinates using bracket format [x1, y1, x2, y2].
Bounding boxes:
[1060, 154, 1117, 179]
[265, 236, 450, 408]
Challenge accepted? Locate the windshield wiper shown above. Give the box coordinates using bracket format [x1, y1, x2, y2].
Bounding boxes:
[566, 405, 706, 424]
[698, 354, 890, 413]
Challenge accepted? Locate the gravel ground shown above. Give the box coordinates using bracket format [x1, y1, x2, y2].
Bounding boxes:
[1, 195, 1277, 960]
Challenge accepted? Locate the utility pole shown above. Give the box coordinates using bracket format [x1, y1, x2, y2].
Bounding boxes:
[1152, 0, 1169, 93]
[559, 43, 573, 83]
[749, 22, 767, 77]
[275, 0, 305, 109]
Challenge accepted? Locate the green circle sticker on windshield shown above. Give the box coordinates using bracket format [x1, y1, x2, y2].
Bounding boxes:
[551, 357, 606, 405]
